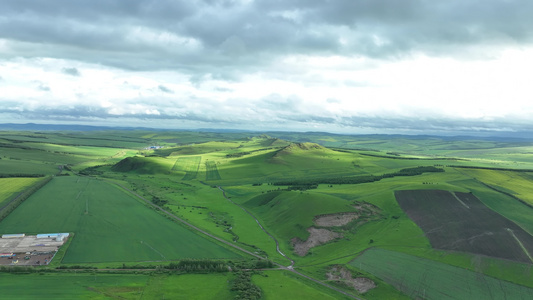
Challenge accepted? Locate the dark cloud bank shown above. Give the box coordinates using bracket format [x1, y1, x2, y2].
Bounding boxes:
[1, 1, 532, 135]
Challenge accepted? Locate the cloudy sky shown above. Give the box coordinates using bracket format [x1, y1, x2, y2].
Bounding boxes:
[1, 0, 533, 135]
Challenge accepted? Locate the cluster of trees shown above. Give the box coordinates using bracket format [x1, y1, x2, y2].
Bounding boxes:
[449, 165, 533, 172]
[56, 265, 97, 270]
[230, 271, 262, 300]
[226, 151, 252, 158]
[225, 146, 280, 159]
[165, 259, 228, 273]
[287, 184, 318, 191]
[78, 166, 105, 176]
[0, 266, 47, 273]
[272, 166, 444, 186]
[0, 174, 44, 178]
[151, 196, 168, 206]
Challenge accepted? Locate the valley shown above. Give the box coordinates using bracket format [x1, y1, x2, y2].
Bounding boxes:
[1, 129, 533, 299]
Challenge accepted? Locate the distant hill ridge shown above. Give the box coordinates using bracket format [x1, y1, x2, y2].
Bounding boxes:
[111, 156, 167, 174]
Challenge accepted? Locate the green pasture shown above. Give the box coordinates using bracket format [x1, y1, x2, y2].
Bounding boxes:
[0, 147, 89, 164]
[0, 159, 59, 175]
[252, 270, 347, 300]
[215, 147, 369, 185]
[244, 191, 356, 245]
[4, 130, 533, 299]
[156, 141, 243, 157]
[0, 177, 41, 207]
[24, 143, 126, 157]
[460, 168, 533, 205]
[115, 175, 285, 262]
[0, 131, 150, 148]
[205, 160, 222, 180]
[172, 156, 202, 180]
[0, 273, 148, 299]
[350, 248, 533, 300]
[141, 273, 233, 299]
[111, 156, 174, 174]
[0, 176, 240, 263]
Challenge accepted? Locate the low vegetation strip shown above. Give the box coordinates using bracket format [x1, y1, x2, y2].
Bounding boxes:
[272, 166, 444, 186]
[172, 156, 201, 180]
[395, 190, 533, 263]
[205, 160, 221, 180]
[449, 165, 533, 172]
[350, 248, 533, 300]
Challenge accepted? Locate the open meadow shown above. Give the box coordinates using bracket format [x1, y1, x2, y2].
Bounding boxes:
[0, 177, 41, 207]
[0, 176, 240, 263]
[2, 130, 533, 299]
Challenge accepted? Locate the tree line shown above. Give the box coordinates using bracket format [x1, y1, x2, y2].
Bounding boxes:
[272, 166, 444, 186]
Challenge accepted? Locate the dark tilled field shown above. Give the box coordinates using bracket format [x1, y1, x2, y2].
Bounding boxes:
[395, 190, 533, 263]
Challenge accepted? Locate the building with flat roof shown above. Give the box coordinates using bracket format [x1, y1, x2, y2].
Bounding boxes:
[2, 234, 25, 239]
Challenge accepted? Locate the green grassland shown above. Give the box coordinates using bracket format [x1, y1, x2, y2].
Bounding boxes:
[458, 168, 533, 205]
[350, 248, 533, 300]
[0, 176, 239, 263]
[0, 273, 148, 299]
[172, 156, 202, 180]
[4, 130, 533, 299]
[141, 273, 234, 299]
[0, 177, 41, 207]
[0, 158, 59, 176]
[0, 272, 235, 300]
[252, 270, 349, 300]
[244, 191, 357, 254]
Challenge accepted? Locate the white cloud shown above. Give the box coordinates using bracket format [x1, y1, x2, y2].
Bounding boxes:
[1, 1, 533, 134]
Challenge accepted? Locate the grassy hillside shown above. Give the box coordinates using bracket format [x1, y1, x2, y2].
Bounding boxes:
[112, 156, 172, 174]
[3, 130, 533, 299]
[245, 191, 356, 242]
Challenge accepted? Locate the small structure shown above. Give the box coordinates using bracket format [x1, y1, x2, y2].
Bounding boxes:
[2, 234, 25, 239]
[36, 233, 70, 241]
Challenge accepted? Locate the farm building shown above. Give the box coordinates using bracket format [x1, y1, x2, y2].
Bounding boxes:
[2, 233, 25, 239]
[0, 233, 70, 266]
[36, 233, 69, 241]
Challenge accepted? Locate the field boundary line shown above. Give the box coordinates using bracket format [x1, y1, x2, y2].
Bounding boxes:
[506, 228, 533, 263]
[465, 176, 533, 236]
[108, 179, 361, 299]
[104, 180, 266, 261]
[0, 175, 53, 221]
[452, 192, 470, 209]
[217, 186, 295, 268]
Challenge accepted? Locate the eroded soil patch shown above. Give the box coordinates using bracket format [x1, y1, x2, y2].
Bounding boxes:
[326, 265, 376, 293]
[314, 212, 359, 227]
[291, 228, 342, 256]
[314, 202, 379, 227]
[292, 202, 382, 256]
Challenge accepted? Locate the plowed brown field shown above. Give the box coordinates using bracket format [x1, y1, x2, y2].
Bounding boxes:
[395, 190, 533, 263]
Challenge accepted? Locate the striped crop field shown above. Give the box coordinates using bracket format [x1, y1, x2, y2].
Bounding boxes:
[350, 248, 533, 300]
[395, 189, 533, 263]
[172, 156, 202, 180]
[0, 176, 240, 263]
[205, 160, 221, 180]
